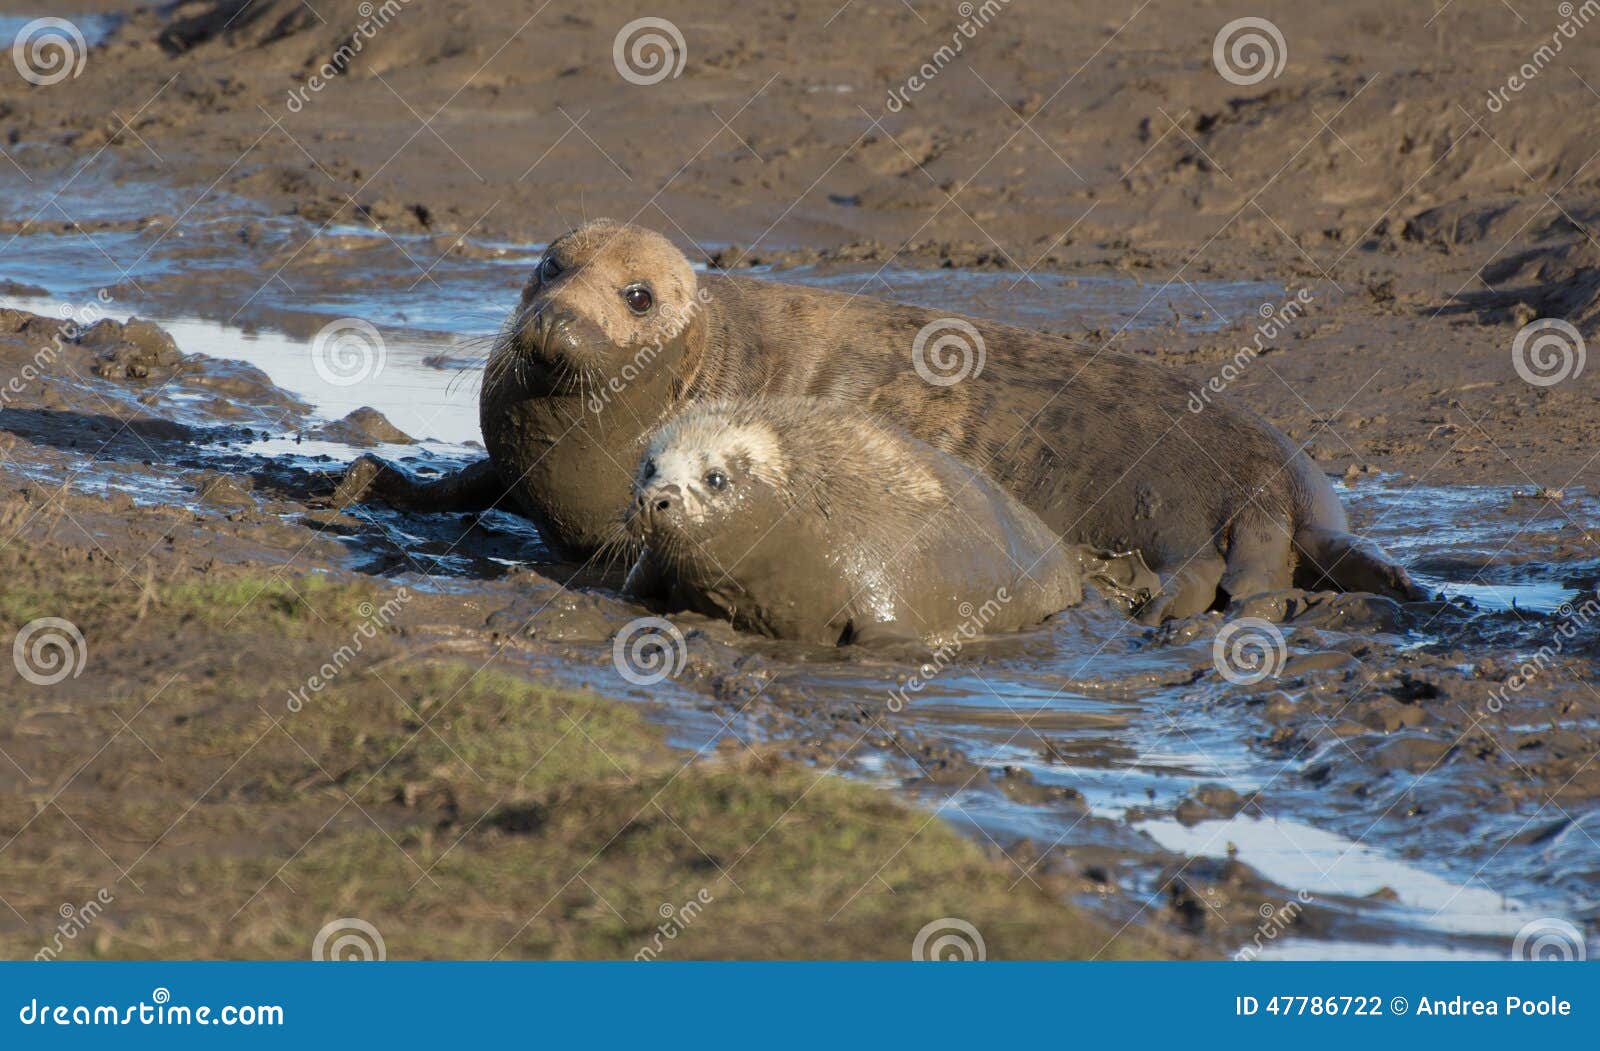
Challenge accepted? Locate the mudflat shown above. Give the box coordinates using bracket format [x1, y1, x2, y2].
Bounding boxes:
[0, 0, 1594, 960]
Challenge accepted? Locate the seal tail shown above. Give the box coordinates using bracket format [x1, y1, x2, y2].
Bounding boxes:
[1291, 526, 1429, 601]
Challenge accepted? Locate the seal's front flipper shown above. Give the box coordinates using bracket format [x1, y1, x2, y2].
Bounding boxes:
[1219, 513, 1294, 605]
[1135, 553, 1226, 624]
[1075, 546, 1162, 613]
[333, 456, 505, 513]
[1292, 526, 1429, 601]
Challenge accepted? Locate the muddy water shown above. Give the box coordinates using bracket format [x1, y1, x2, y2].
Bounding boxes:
[2, 168, 1595, 960]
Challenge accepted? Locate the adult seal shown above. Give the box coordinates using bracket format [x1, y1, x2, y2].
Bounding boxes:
[337, 219, 1423, 620]
[622, 397, 1159, 646]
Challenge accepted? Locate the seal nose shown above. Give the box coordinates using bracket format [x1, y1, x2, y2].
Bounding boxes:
[533, 308, 574, 354]
[521, 305, 613, 375]
[638, 483, 682, 526]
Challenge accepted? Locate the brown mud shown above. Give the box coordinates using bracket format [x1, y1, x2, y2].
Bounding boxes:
[0, 0, 1595, 959]
[0, 309, 1195, 960]
[4, 0, 1600, 481]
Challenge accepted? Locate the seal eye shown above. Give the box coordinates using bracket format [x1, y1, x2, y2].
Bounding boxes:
[623, 285, 653, 315]
[704, 470, 727, 491]
[540, 257, 563, 283]
[643, 458, 658, 479]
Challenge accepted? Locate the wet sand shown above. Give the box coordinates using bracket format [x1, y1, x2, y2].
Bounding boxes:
[0, 0, 1595, 959]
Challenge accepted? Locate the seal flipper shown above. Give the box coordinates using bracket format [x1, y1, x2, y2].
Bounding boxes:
[334, 455, 505, 513]
[1292, 526, 1428, 601]
[1218, 512, 1294, 605]
[1136, 552, 1226, 624]
[1074, 546, 1161, 614]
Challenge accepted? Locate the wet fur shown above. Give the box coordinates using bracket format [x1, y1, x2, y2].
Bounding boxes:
[462, 220, 1421, 615]
[625, 397, 1108, 645]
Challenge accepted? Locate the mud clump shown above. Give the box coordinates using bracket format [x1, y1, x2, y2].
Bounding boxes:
[79, 317, 183, 380]
[310, 406, 416, 446]
[159, 0, 321, 55]
[185, 469, 256, 509]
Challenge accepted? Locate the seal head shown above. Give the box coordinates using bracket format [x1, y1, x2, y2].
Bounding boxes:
[478, 221, 708, 557]
[489, 219, 701, 399]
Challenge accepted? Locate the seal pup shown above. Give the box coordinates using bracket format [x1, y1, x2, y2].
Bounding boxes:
[621, 397, 1159, 646]
[338, 219, 1423, 620]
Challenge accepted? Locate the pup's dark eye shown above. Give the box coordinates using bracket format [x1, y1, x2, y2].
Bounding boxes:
[623, 285, 653, 314]
[540, 257, 563, 282]
[704, 470, 727, 491]
[643, 458, 658, 479]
